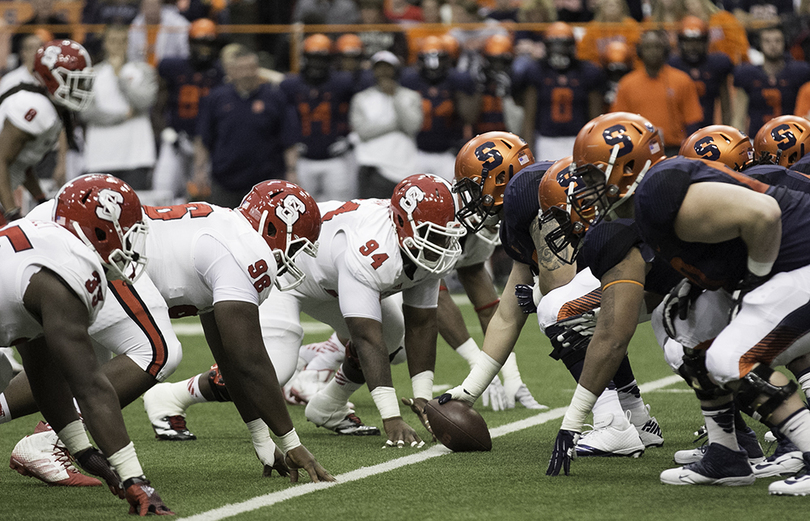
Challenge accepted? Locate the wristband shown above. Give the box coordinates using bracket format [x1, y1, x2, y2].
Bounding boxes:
[747, 257, 774, 277]
[411, 370, 434, 401]
[277, 428, 301, 454]
[560, 384, 599, 432]
[108, 442, 144, 482]
[371, 386, 400, 419]
[57, 420, 91, 455]
[246, 418, 276, 456]
[461, 351, 503, 401]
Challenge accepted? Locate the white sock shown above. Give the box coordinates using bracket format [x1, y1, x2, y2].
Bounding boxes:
[702, 402, 738, 451]
[779, 408, 810, 453]
[454, 338, 480, 368]
[318, 367, 363, 409]
[798, 372, 810, 404]
[500, 352, 522, 383]
[616, 380, 649, 426]
[592, 388, 630, 428]
[174, 376, 210, 412]
[0, 393, 11, 424]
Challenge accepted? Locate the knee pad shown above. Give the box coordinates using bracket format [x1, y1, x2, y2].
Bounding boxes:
[207, 364, 232, 402]
[736, 364, 798, 423]
[677, 348, 728, 400]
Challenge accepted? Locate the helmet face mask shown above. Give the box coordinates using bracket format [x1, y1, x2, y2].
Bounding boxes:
[238, 181, 321, 292]
[538, 157, 589, 264]
[54, 175, 148, 284]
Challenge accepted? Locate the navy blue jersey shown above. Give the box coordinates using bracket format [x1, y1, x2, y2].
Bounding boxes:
[280, 72, 356, 160]
[668, 53, 733, 128]
[158, 58, 224, 136]
[744, 163, 810, 193]
[474, 81, 507, 135]
[635, 156, 810, 291]
[791, 152, 810, 176]
[733, 59, 810, 137]
[400, 68, 477, 153]
[520, 59, 605, 138]
[197, 83, 301, 191]
[499, 161, 555, 270]
[578, 218, 682, 296]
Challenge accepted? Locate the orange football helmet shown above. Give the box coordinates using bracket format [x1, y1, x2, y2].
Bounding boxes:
[189, 18, 217, 40]
[538, 157, 590, 264]
[336, 33, 363, 55]
[570, 112, 665, 223]
[544, 22, 575, 41]
[602, 41, 631, 68]
[679, 15, 708, 40]
[440, 34, 460, 62]
[453, 131, 534, 233]
[680, 125, 753, 171]
[483, 34, 514, 57]
[753, 115, 810, 167]
[303, 34, 332, 55]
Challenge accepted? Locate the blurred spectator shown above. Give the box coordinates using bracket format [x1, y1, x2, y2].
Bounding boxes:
[82, 25, 158, 190]
[177, 0, 229, 23]
[82, 0, 141, 61]
[668, 15, 733, 126]
[733, 0, 793, 26]
[335, 33, 373, 87]
[281, 34, 358, 201]
[0, 32, 49, 93]
[449, 0, 508, 73]
[733, 25, 810, 136]
[554, 0, 594, 22]
[193, 45, 300, 208]
[612, 29, 703, 155]
[483, 0, 521, 22]
[577, 0, 641, 64]
[128, 0, 191, 66]
[152, 18, 224, 201]
[601, 41, 633, 108]
[474, 34, 524, 134]
[350, 51, 422, 198]
[293, 0, 361, 24]
[386, 0, 424, 22]
[400, 35, 478, 180]
[10, 0, 69, 69]
[220, 43, 286, 86]
[519, 22, 605, 159]
[513, 0, 558, 62]
[357, 0, 409, 61]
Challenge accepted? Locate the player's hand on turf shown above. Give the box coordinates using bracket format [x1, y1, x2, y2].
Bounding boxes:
[381, 416, 424, 448]
[75, 447, 124, 498]
[262, 447, 290, 478]
[438, 385, 476, 407]
[481, 375, 509, 411]
[546, 429, 580, 476]
[401, 397, 436, 441]
[124, 477, 174, 516]
[284, 445, 336, 483]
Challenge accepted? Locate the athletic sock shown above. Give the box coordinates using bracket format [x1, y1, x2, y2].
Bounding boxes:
[702, 402, 738, 451]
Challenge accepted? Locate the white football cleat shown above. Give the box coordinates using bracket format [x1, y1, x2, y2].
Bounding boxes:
[9, 422, 101, 487]
[628, 405, 664, 448]
[143, 382, 196, 441]
[576, 412, 645, 457]
[753, 435, 805, 478]
[661, 443, 755, 486]
[769, 454, 810, 496]
[305, 397, 379, 436]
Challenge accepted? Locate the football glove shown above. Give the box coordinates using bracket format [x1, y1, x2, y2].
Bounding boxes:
[438, 386, 477, 407]
[662, 278, 702, 338]
[515, 284, 537, 314]
[546, 429, 580, 476]
[124, 477, 174, 516]
[730, 270, 769, 320]
[481, 375, 509, 411]
[75, 447, 124, 498]
[554, 309, 599, 352]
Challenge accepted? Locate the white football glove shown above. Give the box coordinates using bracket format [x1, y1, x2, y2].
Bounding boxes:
[246, 419, 276, 467]
[481, 375, 508, 411]
[439, 385, 477, 407]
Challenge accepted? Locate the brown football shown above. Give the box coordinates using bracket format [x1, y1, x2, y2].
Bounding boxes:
[424, 398, 492, 452]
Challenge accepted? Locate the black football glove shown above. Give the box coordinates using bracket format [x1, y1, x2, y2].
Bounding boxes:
[546, 429, 580, 476]
[75, 447, 124, 498]
[515, 284, 537, 314]
[662, 278, 703, 338]
[730, 270, 770, 320]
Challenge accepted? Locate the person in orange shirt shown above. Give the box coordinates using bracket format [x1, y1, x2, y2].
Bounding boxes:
[577, 0, 641, 65]
[611, 29, 703, 155]
[794, 82, 810, 119]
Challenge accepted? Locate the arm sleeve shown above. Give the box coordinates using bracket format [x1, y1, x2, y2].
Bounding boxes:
[193, 234, 260, 306]
[333, 231, 385, 322]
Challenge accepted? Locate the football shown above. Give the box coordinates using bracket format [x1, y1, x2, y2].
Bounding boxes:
[424, 398, 491, 452]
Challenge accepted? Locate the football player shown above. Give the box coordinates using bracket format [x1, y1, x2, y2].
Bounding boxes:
[473, 34, 520, 135]
[0, 39, 94, 224]
[0, 175, 172, 515]
[281, 34, 358, 202]
[153, 18, 224, 202]
[601, 41, 632, 109]
[668, 16, 734, 128]
[752, 115, 810, 172]
[518, 22, 605, 161]
[147, 174, 465, 447]
[732, 26, 810, 138]
[445, 130, 661, 456]
[400, 36, 479, 181]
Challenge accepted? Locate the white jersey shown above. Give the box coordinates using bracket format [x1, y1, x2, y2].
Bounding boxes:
[456, 228, 498, 269]
[291, 199, 451, 317]
[0, 90, 61, 189]
[0, 219, 106, 345]
[143, 203, 277, 316]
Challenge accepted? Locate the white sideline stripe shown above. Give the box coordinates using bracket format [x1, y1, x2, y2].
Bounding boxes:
[179, 374, 681, 521]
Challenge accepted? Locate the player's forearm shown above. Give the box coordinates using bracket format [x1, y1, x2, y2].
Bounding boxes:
[480, 305, 526, 365]
[352, 337, 395, 390]
[403, 318, 438, 378]
[0, 161, 17, 211]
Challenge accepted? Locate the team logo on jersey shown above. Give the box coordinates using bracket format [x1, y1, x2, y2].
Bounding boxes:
[275, 195, 305, 227]
[602, 124, 634, 158]
[400, 186, 425, 213]
[95, 189, 124, 223]
[40, 46, 62, 70]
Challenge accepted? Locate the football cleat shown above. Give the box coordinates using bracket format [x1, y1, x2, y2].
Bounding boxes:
[150, 415, 197, 441]
[753, 434, 805, 478]
[575, 412, 645, 457]
[661, 443, 755, 486]
[10, 423, 102, 487]
[674, 425, 764, 465]
[768, 453, 810, 496]
[325, 413, 380, 436]
[629, 405, 664, 448]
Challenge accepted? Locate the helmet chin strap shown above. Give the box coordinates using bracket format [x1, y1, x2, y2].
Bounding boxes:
[606, 158, 652, 219]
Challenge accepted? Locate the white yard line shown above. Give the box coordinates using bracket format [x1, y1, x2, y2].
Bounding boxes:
[179, 374, 683, 521]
